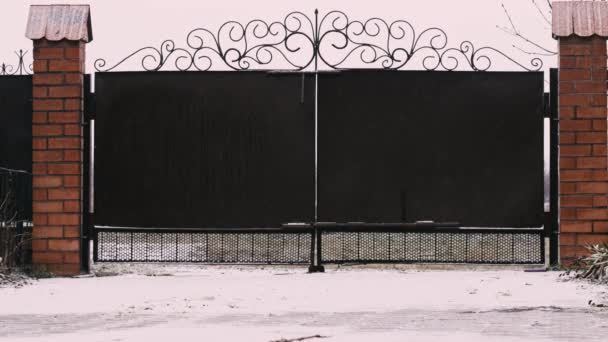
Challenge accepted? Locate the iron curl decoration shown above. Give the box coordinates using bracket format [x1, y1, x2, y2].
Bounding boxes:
[94, 40, 194, 72]
[316, 10, 449, 70]
[439, 41, 543, 72]
[94, 10, 543, 72]
[0, 50, 33, 76]
[185, 11, 316, 71]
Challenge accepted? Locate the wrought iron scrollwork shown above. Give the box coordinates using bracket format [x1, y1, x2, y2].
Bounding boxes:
[439, 41, 543, 72]
[0, 50, 33, 76]
[94, 10, 544, 72]
[316, 10, 449, 70]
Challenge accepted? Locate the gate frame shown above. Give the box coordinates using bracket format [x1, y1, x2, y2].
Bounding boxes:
[24, 5, 563, 274]
[87, 9, 551, 271]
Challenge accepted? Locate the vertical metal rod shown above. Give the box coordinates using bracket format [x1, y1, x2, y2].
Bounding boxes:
[221, 233, 225, 262]
[130, 232, 133, 261]
[418, 233, 422, 261]
[314, 8, 319, 223]
[448, 233, 453, 262]
[434, 233, 438, 262]
[540, 233, 546, 264]
[403, 232, 407, 261]
[495, 233, 499, 262]
[93, 229, 99, 262]
[297, 233, 301, 262]
[175, 234, 178, 262]
[388, 233, 392, 260]
[114, 231, 118, 260]
[549, 68, 559, 265]
[160, 233, 164, 261]
[309, 229, 315, 268]
[465, 234, 469, 263]
[511, 234, 515, 263]
[236, 234, 240, 262]
[251, 234, 255, 262]
[89, 120, 95, 214]
[282, 233, 286, 262]
[314, 73, 319, 222]
[357, 232, 361, 260]
[481, 234, 485, 262]
[316, 228, 322, 266]
[341, 231, 345, 261]
[266, 233, 270, 264]
[372, 232, 376, 259]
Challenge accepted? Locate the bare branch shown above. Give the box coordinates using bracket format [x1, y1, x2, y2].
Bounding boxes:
[270, 335, 328, 342]
[497, 25, 557, 55]
[546, 0, 552, 11]
[532, 0, 551, 26]
[498, 2, 557, 56]
[512, 44, 557, 57]
[501, 3, 519, 34]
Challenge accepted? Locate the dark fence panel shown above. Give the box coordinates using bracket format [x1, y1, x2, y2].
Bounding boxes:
[0, 171, 33, 268]
[0, 76, 32, 172]
[0, 171, 32, 222]
[95, 72, 315, 228]
[318, 71, 544, 228]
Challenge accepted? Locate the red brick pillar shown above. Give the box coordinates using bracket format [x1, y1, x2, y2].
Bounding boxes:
[26, 5, 92, 275]
[558, 36, 608, 265]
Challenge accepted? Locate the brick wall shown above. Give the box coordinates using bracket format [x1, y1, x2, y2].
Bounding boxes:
[31, 39, 84, 275]
[559, 36, 608, 265]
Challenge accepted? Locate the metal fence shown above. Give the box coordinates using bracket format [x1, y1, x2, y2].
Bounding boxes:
[93, 223, 544, 267]
[94, 228, 312, 264]
[316, 226, 543, 265]
[0, 169, 32, 269]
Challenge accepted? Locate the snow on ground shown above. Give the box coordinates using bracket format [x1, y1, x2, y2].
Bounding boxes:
[0, 264, 607, 342]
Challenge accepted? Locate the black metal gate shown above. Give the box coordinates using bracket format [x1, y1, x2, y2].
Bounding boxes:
[86, 10, 555, 267]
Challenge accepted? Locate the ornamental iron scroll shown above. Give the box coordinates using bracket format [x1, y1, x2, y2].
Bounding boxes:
[94, 10, 543, 72]
[0, 50, 33, 76]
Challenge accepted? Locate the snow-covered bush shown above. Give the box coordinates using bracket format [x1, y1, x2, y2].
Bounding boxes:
[578, 243, 608, 283]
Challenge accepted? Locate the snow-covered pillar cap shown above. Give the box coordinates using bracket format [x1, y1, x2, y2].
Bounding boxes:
[25, 5, 93, 42]
[553, 1, 608, 39]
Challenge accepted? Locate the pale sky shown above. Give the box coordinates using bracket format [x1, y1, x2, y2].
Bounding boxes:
[0, 0, 557, 73]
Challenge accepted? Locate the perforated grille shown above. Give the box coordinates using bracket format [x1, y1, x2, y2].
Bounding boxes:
[96, 230, 311, 264]
[320, 230, 543, 264]
[96, 228, 543, 265]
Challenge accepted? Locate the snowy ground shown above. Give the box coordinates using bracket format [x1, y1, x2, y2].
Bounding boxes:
[0, 264, 607, 342]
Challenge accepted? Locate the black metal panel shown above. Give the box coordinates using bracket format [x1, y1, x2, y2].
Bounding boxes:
[318, 70, 544, 227]
[0, 76, 32, 172]
[95, 72, 314, 228]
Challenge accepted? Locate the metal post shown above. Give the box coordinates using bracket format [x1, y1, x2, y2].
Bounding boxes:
[93, 229, 99, 262]
[549, 68, 559, 265]
[81, 74, 92, 272]
[314, 9, 319, 224]
[308, 226, 325, 273]
[316, 228, 323, 269]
